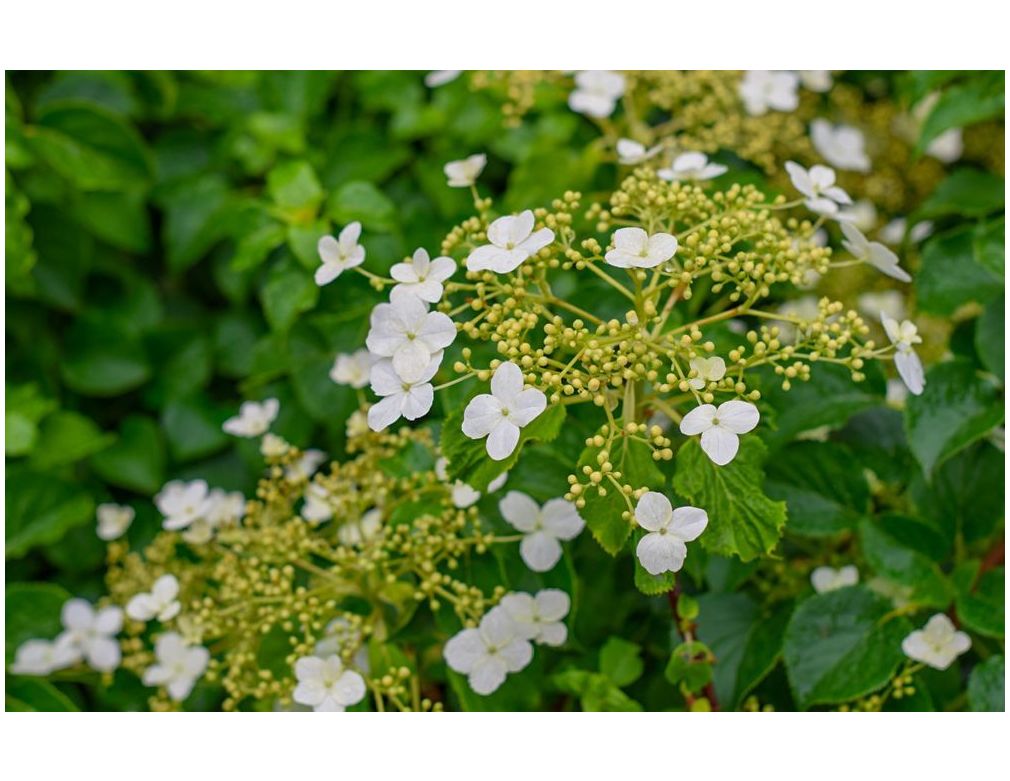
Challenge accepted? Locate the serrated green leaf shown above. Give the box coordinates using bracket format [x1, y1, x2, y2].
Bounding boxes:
[968, 655, 1005, 711]
[858, 519, 952, 609]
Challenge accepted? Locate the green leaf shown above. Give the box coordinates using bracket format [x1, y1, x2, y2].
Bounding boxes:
[917, 169, 1005, 219]
[230, 222, 285, 272]
[5, 383, 57, 457]
[327, 180, 397, 233]
[161, 394, 230, 463]
[599, 636, 644, 687]
[5, 678, 80, 712]
[904, 359, 1004, 474]
[956, 567, 1004, 639]
[914, 442, 1004, 545]
[633, 548, 678, 595]
[29, 411, 114, 469]
[159, 174, 236, 273]
[260, 269, 319, 333]
[968, 655, 1005, 712]
[70, 190, 152, 253]
[61, 317, 151, 397]
[972, 217, 1005, 281]
[552, 669, 642, 712]
[5, 581, 71, 665]
[5, 469, 95, 558]
[663, 640, 714, 695]
[917, 228, 1002, 316]
[858, 519, 952, 609]
[673, 437, 786, 561]
[976, 297, 1005, 381]
[783, 586, 910, 710]
[267, 159, 324, 213]
[90, 415, 167, 494]
[917, 82, 1005, 154]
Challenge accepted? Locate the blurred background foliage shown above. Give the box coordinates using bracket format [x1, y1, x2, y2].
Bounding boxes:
[4, 70, 1005, 712]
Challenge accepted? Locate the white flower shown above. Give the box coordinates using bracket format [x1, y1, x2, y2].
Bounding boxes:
[155, 480, 211, 532]
[617, 138, 661, 165]
[688, 356, 726, 390]
[367, 354, 440, 432]
[810, 565, 859, 593]
[338, 509, 382, 547]
[679, 400, 760, 466]
[329, 349, 374, 389]
[798, 70, 832, 92]
[425, 70, 461, 88]
[444, 153, 486, 187]
[390, 247, 456, 305]
[222, 398, 279, 437]
[96, 503, 134, 541]
[292, 654, 367, 711]
[462, 362, 547, 461]
[658, 151, 727, 182]
[261, 433, 290, 457]
[346, 410, 369, 439]
[604, 227, 678, 269]
[881, 313, 925, 396]
[927, 128, 964, 164]
[59, 598, 123, 672]
[499, 492, 584, 572]
[839, 199, 878, 232]
[434, 457, 507, 508]
[365, 296, 455, 382]
[10, 636, 80, 676]
[739, 70, 799, 116]
[302, 482, 333, 525]
[886, 378, 909, 407]
[126, 574, 181, 623]
[810, 119, 871, 172]
[142, 632, 210, 701]
[443, 606, 533, 695]
[568, 70, 625, 118]
[182, 488, 244, 545]
[902, 614, 971, 670]
[858, 290, 905, 323]
[633, 492, 708, 576]
[285, 449, 327, 483]
[841, 222, 911, 282]
[315, 222, 365, 286]
[466, 210, 555, 274]
[499, 590, 571, 646]
[880, 218, 934, 246]
[785, 161, 852, 215]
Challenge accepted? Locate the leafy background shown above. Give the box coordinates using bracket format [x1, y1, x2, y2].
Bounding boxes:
[4, 70, 1005, 712]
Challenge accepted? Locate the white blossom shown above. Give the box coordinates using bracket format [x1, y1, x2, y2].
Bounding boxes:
[316, 222, 365, 286]
[181, 488, 244, 545]
[462, 362, 547, 461]
[292, 654, 367, 711]
[222, 398, 279, 437]
[927, 128, 964, 163]
[338, 509, 383, 547]
[156, 480, 211, 532]
[604, 227, 678, 270]
[810, 119, 871, 172]
[329, 349, 374, 389]
[127, 574, 181, 623]
[390, 247, 456, 305]
[425, 70, 461, 88]
[658, 151, 727, 182]
[260, 433, 290, 457]
[841, 222, 911, 282]
[499, 590, 571, 646]
[634, 492, 708, 576]
[880, 218, 934, 246]
[739, 70, 799, 116]
[466, 210, 555, 274]
[443, 606, 533, 695]
[59, 598, 123, 672]
[346, 410, 369, 439]
[798, 70, 832, 92]
[688, 356, 726, 390]
[365, 296, 455, 382]
[902, 614, 971, 670]
[444, 153, 486, 187]
[434, 457, 507, 508]
[367, 354, 440, 432]
[617, 138, 661, 165]
[839, 199, 878, 232]
[499, 491, 584, 572]
[881, 313, 925, 395]
[785, 161, 852, 215]
[10, 636, 79, 676]
[810, 565, 859, 593]
[96, 503, 134, 541]
[568, 70, 625, 118]
[142, 632, 210, 701]
[302, 482, 334, 525]
[679, 400, 760, 466]
[285, 449, 327, 483]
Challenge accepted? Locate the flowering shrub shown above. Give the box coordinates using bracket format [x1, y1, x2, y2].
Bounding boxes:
[6, 70, 1005, 712]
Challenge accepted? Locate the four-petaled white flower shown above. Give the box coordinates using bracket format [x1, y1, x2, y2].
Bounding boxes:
[466, 210, 555, 274]
[367, 354, 440, 432]
[59, 598, 123, 672]
[499, 491, 585, 572]
[499, 589, 571, 646]
[679, 400, 760, 466]
[617, 138, 662, 165]
[11, 636, 80, 676]
[462, 362, 547, 461]
[604, 227, 678, 270]
[222, 398, 279, 437]
[292, 654, 367, 711]
[658, 151, 727, 182]
[444, 153, 486, 187]
[156, 480, 212, 532]
[434, 457, 507, 508]
[841, 222, 911, 283]
[425, 70, 461, 88]
[810, 119, 871, 173]
[329, 349, 374, 389]
[810, 565, 859, 593]
[390, 247, 456, 305]
[688, 356, 726, 390]
[881, 313, 925, 396]
[634, 492, 708, 576]
[739, 70, 799, 116]
[96, 502, 134, 541]
[366, 296, 455, 382]
[142, 632, 210, 702]
[568, 70, 625, 118]
[902, 614, 971, 670]
[798, 70, 832, 92]
[338, 508, 383, 547]
[443, 606, 533, 695]
[127, 574, 182, 623]
[285, 449, 327, 483]
[315, 222, 365, 286]
[785, 161, 852, 216]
